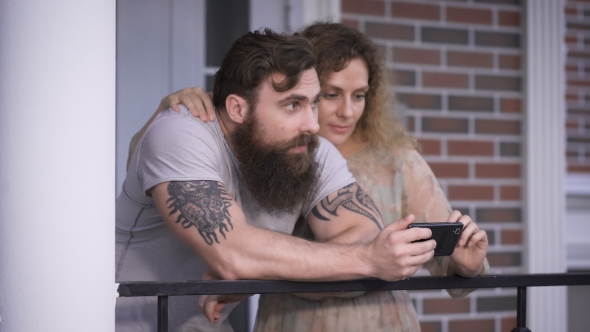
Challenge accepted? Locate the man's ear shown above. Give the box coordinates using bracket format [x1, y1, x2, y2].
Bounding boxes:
[225, 94, 250, 124]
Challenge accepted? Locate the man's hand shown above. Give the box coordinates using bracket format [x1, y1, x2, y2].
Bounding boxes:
[164, 87, 216, 122]
[447, 210, 488, 277]
[364, 214, 436, 281]
[198, 271, 252, 323]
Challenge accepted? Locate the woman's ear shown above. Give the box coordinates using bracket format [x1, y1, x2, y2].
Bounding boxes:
[225, 94, 250, 124]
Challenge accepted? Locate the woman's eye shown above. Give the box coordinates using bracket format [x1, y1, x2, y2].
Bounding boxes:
[355, 94, 366, 101]
[323, 93, 337, 100]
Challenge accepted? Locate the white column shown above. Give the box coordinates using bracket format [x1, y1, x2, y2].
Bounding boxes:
[524, 0, 567, 331]
[0, 1, 115, 331]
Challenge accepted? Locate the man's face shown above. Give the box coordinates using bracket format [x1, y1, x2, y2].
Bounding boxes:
[251, 68, 321, 153]
[230, 69, 322, 213]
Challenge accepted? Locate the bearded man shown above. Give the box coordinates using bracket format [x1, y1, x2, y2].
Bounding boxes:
[115, 29, 436, 331]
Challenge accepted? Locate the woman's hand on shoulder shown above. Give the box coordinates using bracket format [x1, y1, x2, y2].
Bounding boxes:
[162, 87, 216, 122]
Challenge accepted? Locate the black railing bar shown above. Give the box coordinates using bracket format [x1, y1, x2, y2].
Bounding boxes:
[118, 272, 590, 297]
[157, 296, 168, 332]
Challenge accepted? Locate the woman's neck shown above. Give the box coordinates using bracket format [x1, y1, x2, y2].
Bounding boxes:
[336, 135, 371, 159]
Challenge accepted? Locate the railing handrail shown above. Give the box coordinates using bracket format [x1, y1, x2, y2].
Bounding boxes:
[117, 272, 590, 297]
[116, 273, 590, 332]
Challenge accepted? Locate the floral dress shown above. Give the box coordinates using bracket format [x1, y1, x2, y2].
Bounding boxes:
[254, 146, 484, 332]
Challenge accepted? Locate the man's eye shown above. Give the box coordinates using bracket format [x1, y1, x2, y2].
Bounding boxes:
[312, 99, 320, 107]
[286, 103, 298, 111]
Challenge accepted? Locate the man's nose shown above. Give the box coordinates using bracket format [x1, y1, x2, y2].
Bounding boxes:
[300, 105, 320, 134]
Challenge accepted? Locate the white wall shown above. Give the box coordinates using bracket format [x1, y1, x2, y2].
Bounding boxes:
[0, 1, 115, 330]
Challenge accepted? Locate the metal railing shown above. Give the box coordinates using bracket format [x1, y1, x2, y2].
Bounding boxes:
[117, 272, 590, 332]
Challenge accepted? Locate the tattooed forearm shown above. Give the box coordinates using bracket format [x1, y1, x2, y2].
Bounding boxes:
[166, 181, 233, 245]
[311, 183, 383, 230]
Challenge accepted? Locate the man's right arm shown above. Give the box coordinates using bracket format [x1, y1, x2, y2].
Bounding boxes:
[151, 180, 432, 282]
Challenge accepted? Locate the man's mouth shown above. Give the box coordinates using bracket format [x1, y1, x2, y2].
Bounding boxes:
[290, 144, 308, 153]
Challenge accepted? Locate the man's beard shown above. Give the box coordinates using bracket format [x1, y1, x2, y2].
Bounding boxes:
[230, 114, 320, 213]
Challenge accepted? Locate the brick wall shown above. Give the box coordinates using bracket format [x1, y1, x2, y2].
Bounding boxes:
[565, 0, 590, 174]
[341, 0, 523, 331]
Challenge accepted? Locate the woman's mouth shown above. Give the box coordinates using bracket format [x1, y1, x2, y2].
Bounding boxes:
[328, 124, 350, 134]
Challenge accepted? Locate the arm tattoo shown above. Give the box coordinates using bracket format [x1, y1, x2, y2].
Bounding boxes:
[311, 183, 383, 230]
[166, 181, 233, 245]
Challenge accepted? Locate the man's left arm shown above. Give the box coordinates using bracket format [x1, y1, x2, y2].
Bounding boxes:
[306, 182, 383, 245]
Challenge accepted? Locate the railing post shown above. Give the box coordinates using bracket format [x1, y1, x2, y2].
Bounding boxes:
[511, 287, 531, 332]
[158, 296, 168, 332]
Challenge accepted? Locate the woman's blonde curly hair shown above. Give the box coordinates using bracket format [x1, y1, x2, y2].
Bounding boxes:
[300, 22, 418, 151]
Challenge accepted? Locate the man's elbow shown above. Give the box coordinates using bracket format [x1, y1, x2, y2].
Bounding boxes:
[208, 254, 244, 280]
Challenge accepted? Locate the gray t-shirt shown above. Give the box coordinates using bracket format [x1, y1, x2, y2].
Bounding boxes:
[115, 107, 355, 331]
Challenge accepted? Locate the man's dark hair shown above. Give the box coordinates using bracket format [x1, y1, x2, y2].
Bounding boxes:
[213, 28, 316, 112]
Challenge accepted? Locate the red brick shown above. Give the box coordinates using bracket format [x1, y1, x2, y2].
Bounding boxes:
[422, 27, 468, 44]
[423, 298, 470, 314]
[429, 162, 469, 178]
[391, 1, 440, 20]
[500, 142, 520, 156]
[342, 0, 385, 16]
[417, 138, 441, 155]
[566, 120, 579, 129]
[565, 7, 578, 16]
[487, 252, 521, 266]
[341, 19, 360, 30]
[406, 115, 415, 131]
[366, 23, 414, 41]
[501, 317, 517, 332]
[501, 229, 522, 244]
[498, 10, 520, 27]
[447, 51, 493, 68]
[475, 119, 521, 135]
[476, 75, 521, 91]
[389, 69, 416, 86]
[448, 185, 494, 200]
[448, 140, 494, 156]
[568, 79, 590, 87]
[476, 163, 521, 178]
[420, 321, 442, 332]
[568, 51, 590, 59]
[476, 208, 521, 222]
[500, 98, 521, 113]
[398, 93, 442, 109]
[565, 35, 579, 44]
[567, 22, 590, 31]
[499, 54, 521, 69]
[446, 7, 492, 25]
[500, 185, 521, 200]
[449, 95, 494, 112]
[422, 72, 469, 88]
[565, 64, 578, 72]
[475, 31, 520, 48]
[449, 319, 495, 332]
[423, 117, 469, 133]
[565, 93, 578, 101]
[393, 47, 440, 64]
[568, 164, 590, 172]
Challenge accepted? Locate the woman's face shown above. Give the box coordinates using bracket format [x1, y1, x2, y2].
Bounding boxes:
[317, 58, 370, 147]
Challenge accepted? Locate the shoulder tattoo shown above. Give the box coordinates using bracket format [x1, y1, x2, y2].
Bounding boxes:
[311, 183, 383, 230]
[166, 181, 233, 245]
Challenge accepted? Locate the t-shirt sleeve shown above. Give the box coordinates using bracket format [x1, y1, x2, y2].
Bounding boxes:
[302, 137, 356, 216]
[136, 110, 224, 194]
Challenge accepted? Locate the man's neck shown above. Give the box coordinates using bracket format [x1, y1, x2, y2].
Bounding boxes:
[217, 110, 238, 155]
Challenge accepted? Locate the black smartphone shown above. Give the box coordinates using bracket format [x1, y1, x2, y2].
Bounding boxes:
[407, 222, 464, 256]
